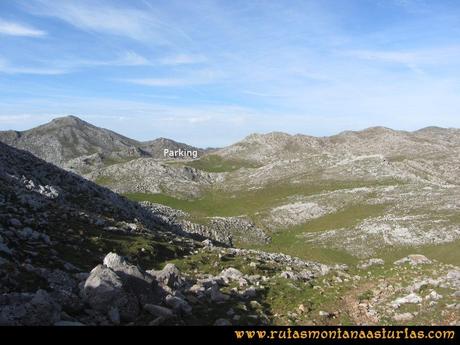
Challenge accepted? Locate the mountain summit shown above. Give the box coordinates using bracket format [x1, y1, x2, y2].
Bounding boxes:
[0, 116, 203, 167]
[0, 116, 137, 166]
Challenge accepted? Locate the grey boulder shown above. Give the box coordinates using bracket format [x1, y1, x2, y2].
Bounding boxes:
[81, 264, 139, 321]
[0, 290, 61, 325]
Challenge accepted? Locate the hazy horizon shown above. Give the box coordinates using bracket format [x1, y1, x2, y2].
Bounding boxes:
[1, 114, 457, 148]
[1, 0, 460, 147]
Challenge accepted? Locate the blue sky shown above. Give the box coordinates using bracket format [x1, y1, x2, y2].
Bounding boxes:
[1, 0, 460, 146]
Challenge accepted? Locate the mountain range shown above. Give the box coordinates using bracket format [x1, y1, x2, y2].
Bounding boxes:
[0, 115, 205, 169]
[0, 116, 459, 326]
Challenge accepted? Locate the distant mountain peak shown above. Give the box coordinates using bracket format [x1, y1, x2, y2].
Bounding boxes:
[0, 116, 206, 167]
[50, 115, 90, 127]
[416, 126, 447, 133]
[243, 131, 293, 142]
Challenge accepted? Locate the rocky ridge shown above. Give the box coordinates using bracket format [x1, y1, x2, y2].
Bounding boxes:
[0, 116, 204, 170]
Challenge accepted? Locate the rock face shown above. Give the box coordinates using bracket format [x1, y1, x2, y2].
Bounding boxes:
[267, 202, 331, 229]
[143, 202, 271, 246]
[89, 161, 221, 198]
[142, 202, 234, 246]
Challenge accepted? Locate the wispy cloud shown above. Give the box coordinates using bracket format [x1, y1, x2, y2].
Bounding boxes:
[343, 46, 460, 66]
[0, 19, 46, 37]
[0, 51, 150, 75]
[70, 51, 151, 68]
[122, 78, 198, 87]
[25, 0, 190, 44]
[0, 57, 66, 75]
[110, 51, 150, 66]
[158, 54, 207, 66]
[185, 115, 213, 124]
[120, 68, 221, 87]
[26, 1, 149, 40]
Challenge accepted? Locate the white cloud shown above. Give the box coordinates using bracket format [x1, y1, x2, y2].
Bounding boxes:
[0, 19, 46, 37]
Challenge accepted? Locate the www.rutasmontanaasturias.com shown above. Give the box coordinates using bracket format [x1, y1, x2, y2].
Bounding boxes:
[233, 327, 456, 340]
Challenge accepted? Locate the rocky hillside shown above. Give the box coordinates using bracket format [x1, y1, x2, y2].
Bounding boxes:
[87, 158, 223, 198]
[216, 127, 460, 166]
[0, 116, 204, 169]
[140, 138, 206, 159]
[85, 125, 459, 259]
[207, 127, 460, 257]
[0, 116, 138, 166]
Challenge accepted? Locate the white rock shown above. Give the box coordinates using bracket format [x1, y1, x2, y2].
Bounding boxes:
[394, 255, 431, 266]
[391, 293, 422, 308]
[220, 267, 243, 281]
[393, 312, 414, 322]
[425, 291, 442, 301]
